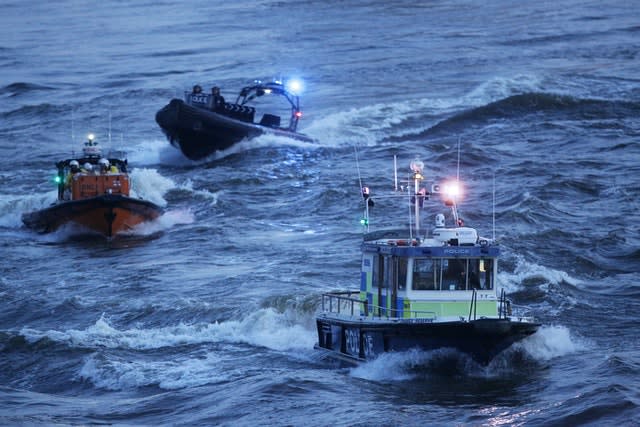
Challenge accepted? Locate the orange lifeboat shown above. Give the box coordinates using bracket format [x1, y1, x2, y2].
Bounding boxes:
[22, 136, 163, 239]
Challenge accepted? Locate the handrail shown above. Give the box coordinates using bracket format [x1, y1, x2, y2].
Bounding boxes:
[468, 289, 478, 321]
[509, 303, 536, 320]
[319, 290, 536, 323]
[320, 291, 362, 317]
[498, 288, 508, 319]
[320, 292, 436, 320]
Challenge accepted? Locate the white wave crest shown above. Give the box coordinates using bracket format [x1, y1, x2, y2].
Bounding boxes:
[498, 254, 582, 293]
[0, 192, 56, 228]
[519, 324, 587, 361]
[129, 168, 175, 207]
[466, 74, 545, 105]
[120, 137, 194, 167]
[178, 178, 220, 206]
[349, 325, 585, 381]
[125, 208, 195, 236]
[78, 352, 228, 391]
[349, 349, 431, 381]
[21, 309, 316, 352]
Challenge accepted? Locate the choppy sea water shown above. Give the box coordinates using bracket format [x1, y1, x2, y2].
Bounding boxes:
[1, 1, 639, 425]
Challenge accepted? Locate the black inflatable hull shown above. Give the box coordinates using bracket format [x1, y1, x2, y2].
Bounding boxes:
[155, 99, 314, 160]
[22, 194, 163, 238]
[315, 316, 540, 365]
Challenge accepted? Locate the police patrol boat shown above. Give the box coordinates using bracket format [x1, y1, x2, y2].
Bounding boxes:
[315, 155, 540, 365]
[22, 134, 163, 239]
[155, 78, 315, 160]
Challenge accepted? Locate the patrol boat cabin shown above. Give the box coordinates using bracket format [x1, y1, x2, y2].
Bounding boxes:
[315, 156, 539, 365]
[155, 78, 315, 160]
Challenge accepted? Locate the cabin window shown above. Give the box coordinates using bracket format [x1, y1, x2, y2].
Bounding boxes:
[430, 258, 496, 290]
[412, 258, 436, 290]
[468, 259, 481, 289]
[396, 257, 408, 290]
[372, 254, 384, 289]
[440, 258, 467, 290]
[383, 256, 392, 289]
[384, 256, 404, 290]
[372, 255, 407, 291]
[477, 259, 494, 290]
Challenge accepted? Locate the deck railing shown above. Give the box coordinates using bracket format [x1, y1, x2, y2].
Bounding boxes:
[320, 290, 536, 323]
[320, 291, 437, 320]
[507, 301, 537, 322]
[320, 291, 362, 317]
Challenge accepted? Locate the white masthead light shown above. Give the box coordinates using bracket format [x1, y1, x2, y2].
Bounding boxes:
[410, 157, 424, 176]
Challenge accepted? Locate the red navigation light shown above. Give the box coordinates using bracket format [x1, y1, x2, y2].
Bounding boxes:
[295, 111, 302, 118]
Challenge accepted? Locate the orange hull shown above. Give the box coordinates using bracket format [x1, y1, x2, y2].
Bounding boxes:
[23, 159, 163, 239]
[22, 194, 163, 238]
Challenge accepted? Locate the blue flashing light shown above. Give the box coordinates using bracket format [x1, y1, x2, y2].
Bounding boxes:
[285, 78, 303, 95]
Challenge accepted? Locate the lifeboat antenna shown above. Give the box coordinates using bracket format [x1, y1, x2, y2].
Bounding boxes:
[394, 155, 398, 191]
[71, 109, 75, 156]
[457, 136, 461, 182]
[108, 111, 112, 147]
[493, 172, 496, 241]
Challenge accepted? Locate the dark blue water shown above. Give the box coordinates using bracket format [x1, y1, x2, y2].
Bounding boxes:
[1, 1, 639, 425]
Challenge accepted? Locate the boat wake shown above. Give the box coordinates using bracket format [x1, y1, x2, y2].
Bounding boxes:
[348, 348, 470, 382]
[122, 137, 195, 167]
[517, 324, 587, 362]
[0, 192, 56, 228]
[78, 350, 228, 391]
[207, 133, 324, 161]
[18, 307, 318, 387]
[128, 168, 174, 207]
[120, 208, 195, 237]
[349, 324, 584, 382]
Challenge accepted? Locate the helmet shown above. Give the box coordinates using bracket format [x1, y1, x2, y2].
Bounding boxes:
[83, 162, 93, 171]
[69, 160, 80, 169]
[98, 158, 110, 169]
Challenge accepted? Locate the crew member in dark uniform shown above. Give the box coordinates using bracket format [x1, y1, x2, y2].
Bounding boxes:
[211, 86, 225, 112]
